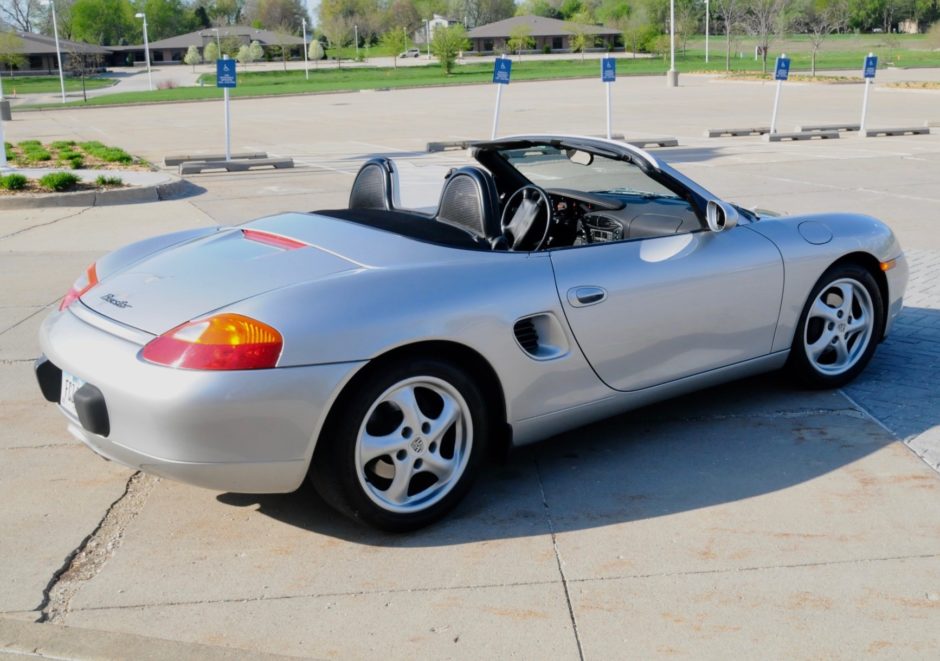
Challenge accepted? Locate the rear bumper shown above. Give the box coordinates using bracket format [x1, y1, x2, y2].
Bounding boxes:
[38, 307, 366, 493]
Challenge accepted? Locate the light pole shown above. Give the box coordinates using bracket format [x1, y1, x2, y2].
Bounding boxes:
[135, 12, 153, 91]
[354, 25, 359, 60]
[705, 0, 710, 64]
[667, 0, 677, 87]
[46, 0, 66, 103]
[302, 18, 309, 80]
[425, 20, 431, 60]
[214, 28, 221, 50]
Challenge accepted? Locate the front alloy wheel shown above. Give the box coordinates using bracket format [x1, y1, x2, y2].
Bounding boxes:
[788, 264, 884, 388]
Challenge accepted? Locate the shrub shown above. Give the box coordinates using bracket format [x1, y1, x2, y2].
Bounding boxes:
[18, 140, 42, 149]
[50, 140, 76, 150]
[59, 150, 82, 160]
[67, 156, 85, 169]
[95, 175, 123, 186]
[39, 171, 80, 192]
[79, 141, 133, 164]
[23, 149, 52, 162]
[1, 173, 28, 190]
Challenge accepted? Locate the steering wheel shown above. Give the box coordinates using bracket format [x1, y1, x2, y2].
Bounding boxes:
[500, 185, 552, 251]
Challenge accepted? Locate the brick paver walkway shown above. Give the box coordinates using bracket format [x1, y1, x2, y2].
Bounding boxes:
[843, 248, 940, 472]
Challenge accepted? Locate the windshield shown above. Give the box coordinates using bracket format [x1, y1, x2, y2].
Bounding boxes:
[497, 144, 681, 200]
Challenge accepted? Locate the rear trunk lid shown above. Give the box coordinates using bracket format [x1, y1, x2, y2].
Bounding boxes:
[80, 216, 362, 334]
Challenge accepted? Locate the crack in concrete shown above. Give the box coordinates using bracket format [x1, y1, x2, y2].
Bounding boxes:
[60, 552, 940, 615]
[533, 452, 585, 661]
[34, 472, 157, 624]
[0, 207, 93, 242]
[0, 358, 35, 365]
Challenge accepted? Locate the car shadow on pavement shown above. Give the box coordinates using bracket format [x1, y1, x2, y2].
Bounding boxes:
[216, 369, 904, 545]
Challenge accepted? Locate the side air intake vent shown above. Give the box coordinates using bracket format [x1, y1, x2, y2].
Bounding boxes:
[513, 318, 540, 355]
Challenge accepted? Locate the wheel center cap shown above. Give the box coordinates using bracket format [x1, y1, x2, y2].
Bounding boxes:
[410, 438, 424, 454]
[837, 322, 846, 334]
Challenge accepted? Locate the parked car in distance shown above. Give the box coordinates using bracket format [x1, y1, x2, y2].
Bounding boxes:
[399, 48, 421, 58]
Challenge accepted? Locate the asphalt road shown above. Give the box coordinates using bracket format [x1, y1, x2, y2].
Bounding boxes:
[1, 72, 939, 659]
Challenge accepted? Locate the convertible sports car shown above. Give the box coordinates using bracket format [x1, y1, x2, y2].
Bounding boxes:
[36, 135, 907, 530]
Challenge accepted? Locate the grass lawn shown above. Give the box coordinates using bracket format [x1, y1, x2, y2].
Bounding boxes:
[0, 75, 116, 95]
[20, 35, 940, 109]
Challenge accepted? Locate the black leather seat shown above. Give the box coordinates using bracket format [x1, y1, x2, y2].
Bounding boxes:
[349, 157, 396, 211]
[434, 166, 503, 244]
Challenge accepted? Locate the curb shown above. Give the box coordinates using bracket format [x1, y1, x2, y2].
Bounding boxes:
[0, 617, 306, 661]
[0, 174, 190, 210]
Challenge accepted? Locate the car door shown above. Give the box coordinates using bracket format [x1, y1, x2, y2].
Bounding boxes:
[550, 226, 784, 392]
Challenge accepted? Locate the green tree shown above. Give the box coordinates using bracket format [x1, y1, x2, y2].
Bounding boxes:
[796, 0, 848, 76]
[621, 6, 653, 57]
[380, 26, 409, 68]
[0, 30, 26, 77]
[515, 0, 560, 18]
[431, 23, 469, 74]
[203, 39, 219, 62]
[246, 0, 308, 33]
[742, 0, 788, 73]
[249, 39, 263, 61]
[71, 0, 136, 46]
[320, 13, 352, 67]
[713, 0, 745, 70]
[183, 43, 202, 71]
[507, 24, 534, 58]
[568, 11, 596, 59]
[132, 0, 192, 41]
[559, 0, 584, 19]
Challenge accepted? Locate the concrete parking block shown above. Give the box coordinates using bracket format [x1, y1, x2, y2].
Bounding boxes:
[64, 582, 581, 659]
[570, 556, 940, 659]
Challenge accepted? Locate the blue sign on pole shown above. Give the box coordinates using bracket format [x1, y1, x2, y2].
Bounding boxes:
[492, 58, 512, 85]
[216, 59, 237, 88]
[774, 56, 790, 81]
[863, 55, 878, 79]
[601, 57, 616, 83]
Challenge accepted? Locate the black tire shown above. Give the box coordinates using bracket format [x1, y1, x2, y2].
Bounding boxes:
[786, 263, 884, 389]
[309, 357, 490, 531]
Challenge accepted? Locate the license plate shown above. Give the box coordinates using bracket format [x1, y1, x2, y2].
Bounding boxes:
[60, 371, 84, 418]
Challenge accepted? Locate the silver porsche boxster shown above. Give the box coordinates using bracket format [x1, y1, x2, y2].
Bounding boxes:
[36, 136, 907, 530]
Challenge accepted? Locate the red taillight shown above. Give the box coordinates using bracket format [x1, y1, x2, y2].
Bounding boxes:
[141, 314, 283, 370]
[59, 264, 99, 311]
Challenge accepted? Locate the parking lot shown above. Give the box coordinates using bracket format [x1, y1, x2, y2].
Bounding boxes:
[2, 72, 939, 658]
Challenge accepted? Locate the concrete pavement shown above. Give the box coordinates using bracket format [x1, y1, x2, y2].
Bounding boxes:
[1, 73, 939, 658]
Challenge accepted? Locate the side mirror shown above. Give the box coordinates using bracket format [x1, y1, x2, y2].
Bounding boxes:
[706, 200, 739, 232]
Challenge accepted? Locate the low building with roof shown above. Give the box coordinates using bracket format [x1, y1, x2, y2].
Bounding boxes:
[109, 26, 307, 66]
[1, 30, 111, 73]
[467, 15, 620, 54]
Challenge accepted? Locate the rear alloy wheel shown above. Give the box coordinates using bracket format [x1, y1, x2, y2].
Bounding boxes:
[788, 264, 884, 388]
[311, 358, 488, 531]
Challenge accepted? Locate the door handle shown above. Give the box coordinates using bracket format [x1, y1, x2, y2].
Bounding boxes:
[567, 286, 607, 307]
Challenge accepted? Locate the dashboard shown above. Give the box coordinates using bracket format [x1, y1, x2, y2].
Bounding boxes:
[543, 188, 702, 248]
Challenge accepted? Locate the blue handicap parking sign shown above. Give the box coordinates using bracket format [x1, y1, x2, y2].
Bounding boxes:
[492, 58, 512, 85]
[863, 55, 878, 79]
[601, 57, 616, 83]
[216, 59, 237, 88]
[774, 56, 790, 81]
